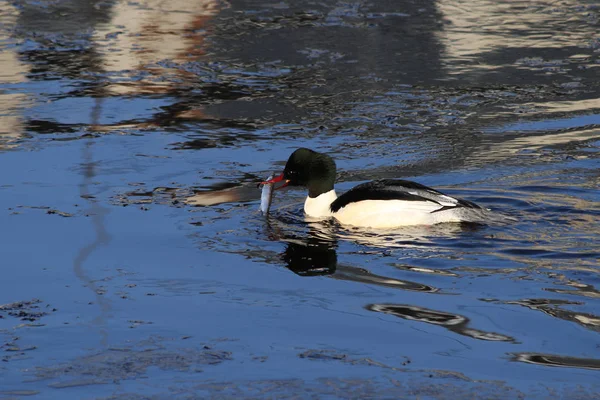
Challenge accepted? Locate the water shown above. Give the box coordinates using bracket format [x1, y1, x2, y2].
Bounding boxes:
[0, 0, 599, 398]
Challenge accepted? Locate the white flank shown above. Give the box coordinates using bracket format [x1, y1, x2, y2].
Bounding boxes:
[303, 189, 492, 228]
[332, 200, 462, 228]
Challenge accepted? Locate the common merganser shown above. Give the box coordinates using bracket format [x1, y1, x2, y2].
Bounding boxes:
[263, 148, 489, 228]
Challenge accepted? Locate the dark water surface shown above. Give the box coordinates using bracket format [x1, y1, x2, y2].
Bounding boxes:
[1, 0, 599, 398]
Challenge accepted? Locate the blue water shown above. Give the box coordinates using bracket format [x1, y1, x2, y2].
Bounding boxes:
[1, 0, 599, 398]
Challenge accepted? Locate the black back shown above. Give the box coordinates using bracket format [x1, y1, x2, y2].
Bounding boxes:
[330, 179, 480, 213]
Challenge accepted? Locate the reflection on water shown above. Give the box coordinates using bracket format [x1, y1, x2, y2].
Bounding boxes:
[73, 102, 112, 345]
[72, 149, 111, 343]
[545, 283, 600, 301]
[436, 0, 600, 76]
[185, 183, 260, 206]
[391, 264, 459, 277]
[503, 298, 600, 333]
[283, 239, 337, 276]
[517, 98, 600, 116]
[512, 353, 600, 371]
[367, 304, 515, 342]
[332, 265, 438, 293]
[281, 237, 439, 292]
[268, 216, 439, 291]
[1, 0, 600, 396]
[92, 0, 224, 95]
[0, 2, 30, 148]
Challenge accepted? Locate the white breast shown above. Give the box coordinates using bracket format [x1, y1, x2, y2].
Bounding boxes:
[304, 190, 337, 218]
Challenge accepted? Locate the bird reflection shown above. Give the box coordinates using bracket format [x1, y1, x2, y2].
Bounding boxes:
[367, 303, 515, 342]
[512, 352, 600, 370]
[264, 217, 440, 292]
[268, 219, 339, 277]
[283, 237, 337, 276]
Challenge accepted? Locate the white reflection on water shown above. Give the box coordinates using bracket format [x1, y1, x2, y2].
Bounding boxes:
[436, 0, 598, 74]
[92, 0, 225, 95]
[0, 2, 31, 148]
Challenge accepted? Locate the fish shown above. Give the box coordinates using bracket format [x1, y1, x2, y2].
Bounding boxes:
[260, 174, 274, 214]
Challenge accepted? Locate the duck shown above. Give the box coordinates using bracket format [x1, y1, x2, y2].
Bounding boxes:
[262, 148, 489, 228]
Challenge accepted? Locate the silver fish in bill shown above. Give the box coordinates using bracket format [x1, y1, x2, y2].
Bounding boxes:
[260, 174, 274, 214]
